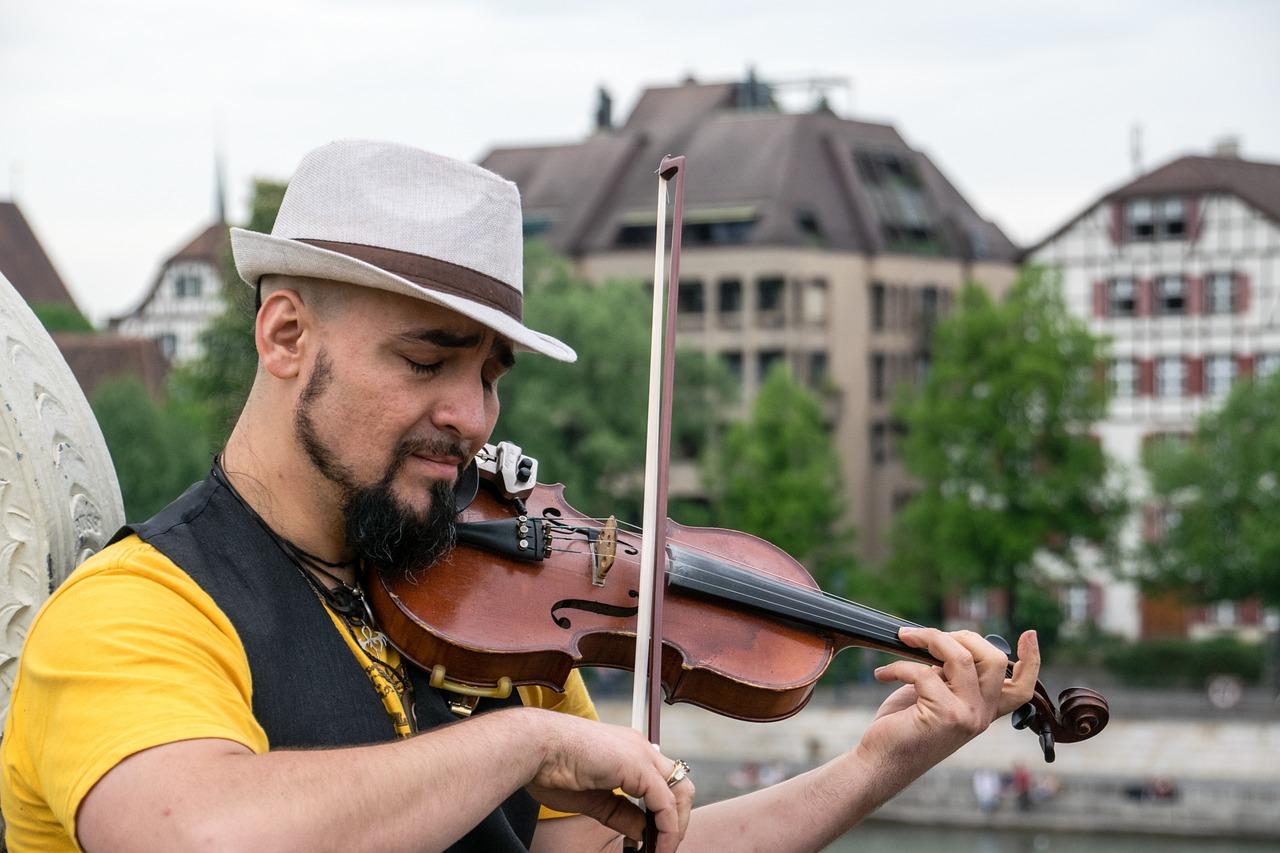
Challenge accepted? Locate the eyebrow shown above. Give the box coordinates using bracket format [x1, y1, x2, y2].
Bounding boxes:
[397, 328, 484, 348]
[398, 327, 516, 369]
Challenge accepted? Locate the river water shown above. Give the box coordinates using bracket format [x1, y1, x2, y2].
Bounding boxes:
[827, 823, 1276, 852]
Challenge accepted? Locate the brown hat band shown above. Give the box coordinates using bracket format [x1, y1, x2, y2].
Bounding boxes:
[297, 238, 523, 321]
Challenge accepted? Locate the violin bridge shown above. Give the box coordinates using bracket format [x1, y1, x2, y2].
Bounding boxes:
[591, 515, 618, 586]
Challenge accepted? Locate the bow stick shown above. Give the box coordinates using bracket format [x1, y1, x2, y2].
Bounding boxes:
[629, 154, 686, 851]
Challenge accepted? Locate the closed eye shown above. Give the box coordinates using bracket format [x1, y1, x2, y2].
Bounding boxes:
[403, 357, 442, 376]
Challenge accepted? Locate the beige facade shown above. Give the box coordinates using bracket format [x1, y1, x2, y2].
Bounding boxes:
[574, 249, 1016, 560]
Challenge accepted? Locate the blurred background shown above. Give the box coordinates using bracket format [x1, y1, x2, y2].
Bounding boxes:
[3, 1, 1278, 849]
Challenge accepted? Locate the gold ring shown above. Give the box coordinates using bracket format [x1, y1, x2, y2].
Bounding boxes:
[665, 759, 691, 787]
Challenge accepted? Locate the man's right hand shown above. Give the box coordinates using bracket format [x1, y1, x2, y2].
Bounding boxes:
[523, 709, 694, 853]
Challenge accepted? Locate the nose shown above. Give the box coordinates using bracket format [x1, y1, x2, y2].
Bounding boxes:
[428, 366, 492, 445]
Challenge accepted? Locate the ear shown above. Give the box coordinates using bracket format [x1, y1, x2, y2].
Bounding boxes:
[256, 288, 311, 380]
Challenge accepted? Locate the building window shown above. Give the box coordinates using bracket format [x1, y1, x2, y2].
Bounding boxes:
[756, 277, 785, 327]
[522, 216, 553, 239]
[1205, 272, 1235, 314]
[1065, 585, 1090, 624]
[1126, 197, 1187, 242]
[871, 281, 886, 331]
[808, 351, 828, 387]
[1212, 601, 1237, 627]
[1111, 359, 1138, 398]
[156, 333, 177, 359]
[920, 286, 938, 327]
[1156, 357, 1185, 398]
[1257, 353, 1280, 378]
[1205, 355, 1236, 397]
[871, 421, 887, 465]
[173, 274, 202, 298]
[1159, 198, 1186, 239]
[758, 349, 785, 380]
[802, 279, 828, 325]
[718, 278, 742, 313]
[1155, 276, 1185, 316]
[871, 353, 886, 401]
[677, 279, 704, 314]
[720, 350, 743, 383]
[1108, 278, 1137, 317]
[795, 209, 824, 246]
[1126, 199, 1154, 241]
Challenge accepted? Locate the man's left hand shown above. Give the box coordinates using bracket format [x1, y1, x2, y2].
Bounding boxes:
[854, 628, 1040, 783]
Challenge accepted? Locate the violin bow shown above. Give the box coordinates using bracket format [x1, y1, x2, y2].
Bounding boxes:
[630, 154, 686, 851]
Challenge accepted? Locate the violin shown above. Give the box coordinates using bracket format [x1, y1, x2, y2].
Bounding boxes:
[365, 442, 1110, 764]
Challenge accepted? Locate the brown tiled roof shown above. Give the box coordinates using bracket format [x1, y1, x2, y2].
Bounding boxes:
[51, 333, 170, 400]
[1026, 154, 1280, 255]
[480, 79, 1017, 262]
[111, 221, 228, 324]
[0, 200, 79, 308]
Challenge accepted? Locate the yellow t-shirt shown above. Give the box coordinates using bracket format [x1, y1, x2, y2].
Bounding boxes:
[0, 535, 598, 851]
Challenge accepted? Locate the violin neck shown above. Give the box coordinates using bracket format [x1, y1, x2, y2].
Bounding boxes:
[666, 545, 934, 664]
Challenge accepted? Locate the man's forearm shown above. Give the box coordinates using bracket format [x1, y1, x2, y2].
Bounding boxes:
[80, 707, 548, 853]
[678, 749, 912, 853]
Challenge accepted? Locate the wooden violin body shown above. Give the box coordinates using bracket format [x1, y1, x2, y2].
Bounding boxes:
[367, 479, 1109, 761]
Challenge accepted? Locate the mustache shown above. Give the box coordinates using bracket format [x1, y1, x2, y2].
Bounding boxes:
[386, 435, 471, 479]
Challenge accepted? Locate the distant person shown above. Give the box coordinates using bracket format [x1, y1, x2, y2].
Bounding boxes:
[1010, 762, 1033, 811]
[973, 768, 1002, 814]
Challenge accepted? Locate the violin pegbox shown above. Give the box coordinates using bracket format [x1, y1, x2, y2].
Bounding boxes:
[474, 440, 538, 501]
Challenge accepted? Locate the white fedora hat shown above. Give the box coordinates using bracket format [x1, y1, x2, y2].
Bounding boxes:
[231, 140, 576, 362]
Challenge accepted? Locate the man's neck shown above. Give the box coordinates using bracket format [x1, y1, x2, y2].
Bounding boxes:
[222, 418, 356, 584]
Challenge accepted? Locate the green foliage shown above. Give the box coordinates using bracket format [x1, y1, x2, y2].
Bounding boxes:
[495, 244, 732, 525]
[888, 266, 1127, 631]
[91, 376, 212, 521]
[1142, 372, 1280, 607]
[705, 363, 857, 592]
[31, 301, 93, 333]
[1101, 636, 1264, 687]
[168, 179, 287, 446]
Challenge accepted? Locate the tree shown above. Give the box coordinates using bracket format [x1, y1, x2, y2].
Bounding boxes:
[704, 363, 857, 593]
[888, 267, 1127, 632]
[495, 244, 731, 525]
[1142, 371, 1280, 607]
[169, 179, 287, 445]
[32, 302, 93, 333]
[90, 376, 211, 520]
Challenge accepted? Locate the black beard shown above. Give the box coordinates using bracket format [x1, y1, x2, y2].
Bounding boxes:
[294, 349, 462, 576]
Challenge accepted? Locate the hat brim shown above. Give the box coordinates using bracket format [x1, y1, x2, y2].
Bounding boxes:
[230, 228, 577, 363]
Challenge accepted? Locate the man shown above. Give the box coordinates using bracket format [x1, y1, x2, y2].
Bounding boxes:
[0, 140, 1039, 852]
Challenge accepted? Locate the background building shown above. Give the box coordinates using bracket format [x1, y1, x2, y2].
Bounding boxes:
[111, 220, 228, 363]
[482, 74, 1019, 561]
[1028, 141, 1280, 639]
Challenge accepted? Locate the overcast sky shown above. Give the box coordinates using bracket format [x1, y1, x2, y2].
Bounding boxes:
[2, 0, 1277, 323]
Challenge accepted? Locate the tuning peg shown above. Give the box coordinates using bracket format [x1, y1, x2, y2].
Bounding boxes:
[1011, 702, 1036, 731]
[984, 633, 1011, 655]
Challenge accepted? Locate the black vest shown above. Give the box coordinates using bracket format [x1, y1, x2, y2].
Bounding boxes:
[113, 473, 539, 851]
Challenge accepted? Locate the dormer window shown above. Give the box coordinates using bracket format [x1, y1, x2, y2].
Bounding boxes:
[1125, 197, 1188, 242]
[1127, 199, 1154, 240]
[173, 274, 202, 298]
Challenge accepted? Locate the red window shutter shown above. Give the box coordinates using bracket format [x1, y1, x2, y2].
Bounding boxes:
[1093, 280, 1107, 317]
[1185, 357, 1204, 395]
[1237, 354, 1255, 378]
[1235, 272, 1251, 313]
[1139, 359, 1155, 395]
[1108, 201, 1124, 245]
[1185, 275, 1202, 315]
[1240, 598, 1260, 625]
[1087, 583, 1104, 621]
[1138, 278, 1154, 316]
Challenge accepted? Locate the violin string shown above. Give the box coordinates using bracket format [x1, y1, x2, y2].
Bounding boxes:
[544, 512, 923, 639]
[541, 526, 913, 649]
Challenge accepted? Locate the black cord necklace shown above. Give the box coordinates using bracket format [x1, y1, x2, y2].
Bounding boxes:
[210, 455, 372, 626]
